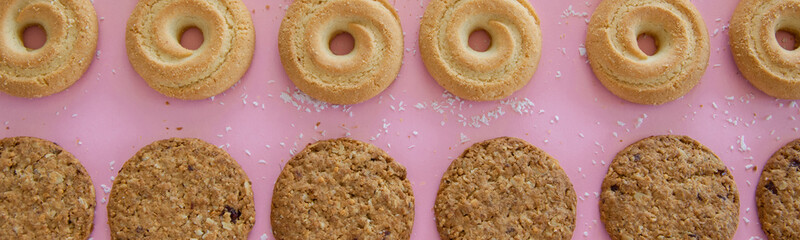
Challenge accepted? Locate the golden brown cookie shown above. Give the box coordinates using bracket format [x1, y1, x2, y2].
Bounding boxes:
[586, 0, 710, 105]
[0, 136, 95, 239]
[434, 137, 576, 239]
[0, 0, 98, 98]
[108, 138, 254, 239]
[757, 138, 800, 240]
[271, 138, 414, 239]
[730, 0, 800, 99]
[419, 0, 542, 101]
[600, 135, 739, 240]
[126, 0, 255, 100]
[278, 0, 403, 105]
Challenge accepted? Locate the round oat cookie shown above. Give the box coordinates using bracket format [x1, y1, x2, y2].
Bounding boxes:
[271, 138, 414, 240]
[757, 138, 800, 240]
[108, 138, 254, 239]
[600, 135, 739, 240]
[434, 137, 576, 239]
[0, 136, 95, 239]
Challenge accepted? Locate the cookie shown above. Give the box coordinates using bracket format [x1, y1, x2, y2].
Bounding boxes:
[419, 0, 542, 101]
[0, 136, 95, 239]
[600, 135, 739, 239]
[586, 0, 710, 105]
[108, 138, 254, 239]
[730, 0, 800, 99]
[0, 0, 98, 98]
[757, 138, 800, 239]
[271, 138, 414, 239]
[126, 0, 255, 100]
[434, 137, 576, 239]
[278, 0, 403, 105]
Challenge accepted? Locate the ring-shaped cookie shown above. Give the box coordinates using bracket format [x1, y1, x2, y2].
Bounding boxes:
[586, 0, 710, 105]
[731, 0, 800, 99]
[279, 0, 403, 105]
[0, 0, 98, 98]
[420, 0, 542, 101]
[126, 0, 255, 100]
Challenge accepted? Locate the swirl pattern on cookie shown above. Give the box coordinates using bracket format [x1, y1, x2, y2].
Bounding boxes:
[586, 0, 710, 105]
[420, 0, 542, 101]
[731, 0, 800, 99]
[0, 0, 98, 98]
[126, 0, 255, 100]
[279, 0, 403, 105]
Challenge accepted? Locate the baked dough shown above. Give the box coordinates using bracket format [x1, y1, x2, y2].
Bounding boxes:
[126, 0, 255, 100]
[731, 0, 800, 99]
[600, 135, 739, 240]
[108, 138, 255, 239]
[0, 136, 95, 239]
[0, 0, 98, 98]
[420, 0, 542, 101]
[586, 0, 710, 105]
[271, 138, 414, 239]
[435, 137, 576, 239]
[756, 138, 800, 240]
[279, 0, 403, 105]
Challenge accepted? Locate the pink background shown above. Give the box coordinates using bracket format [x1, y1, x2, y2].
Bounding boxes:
[1, 0, 795, 239]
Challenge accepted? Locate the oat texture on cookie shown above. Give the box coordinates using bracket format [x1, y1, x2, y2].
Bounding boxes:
[420, 0, 542, 101]
[126, 0, 255, 100]
[586, 0, 710, 105]
[434, 137, 576, 239]
[600, 135, 739, 240]
[278, 0, 404, 105]
[271, 138, 414, 240]
[108, 138, 255, 239]
[0, 137, 96, 239]
[0, 0, 98, 98]
[731, 0, 800, 99]
[757, 138, 800, 240]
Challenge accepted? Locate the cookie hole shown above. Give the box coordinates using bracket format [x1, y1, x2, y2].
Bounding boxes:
[637, 33, 658, 56]
[180, 27, 204, 50]
[776, 30, 798, 50]
[468, 29, 491, 52]
[21, 24, 46, 50]
[329, 32, 354, 55]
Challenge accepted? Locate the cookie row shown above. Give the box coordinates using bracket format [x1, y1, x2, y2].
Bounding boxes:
[3, 0, 799, 103]
[2, 135, 797, 239]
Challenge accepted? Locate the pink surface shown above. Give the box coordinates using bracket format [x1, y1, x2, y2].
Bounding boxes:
[1, 0, 796, 239]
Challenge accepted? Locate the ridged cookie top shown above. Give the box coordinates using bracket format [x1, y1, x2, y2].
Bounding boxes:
[600, 135, 739, 240]
[730, 0, 800, 99]
[126, 0, 255, 100]
[279, 0, 403, 105]
[108, 138, 254, 239]
[0, 0, 98, 98]
[420, 0, 541, 101]
[757, 138, 800, 240]
[586, 0, 709, 105]
[0, 136, 95, 239]
[434, 137, 576, 239]
[271, 138, 414, 240]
